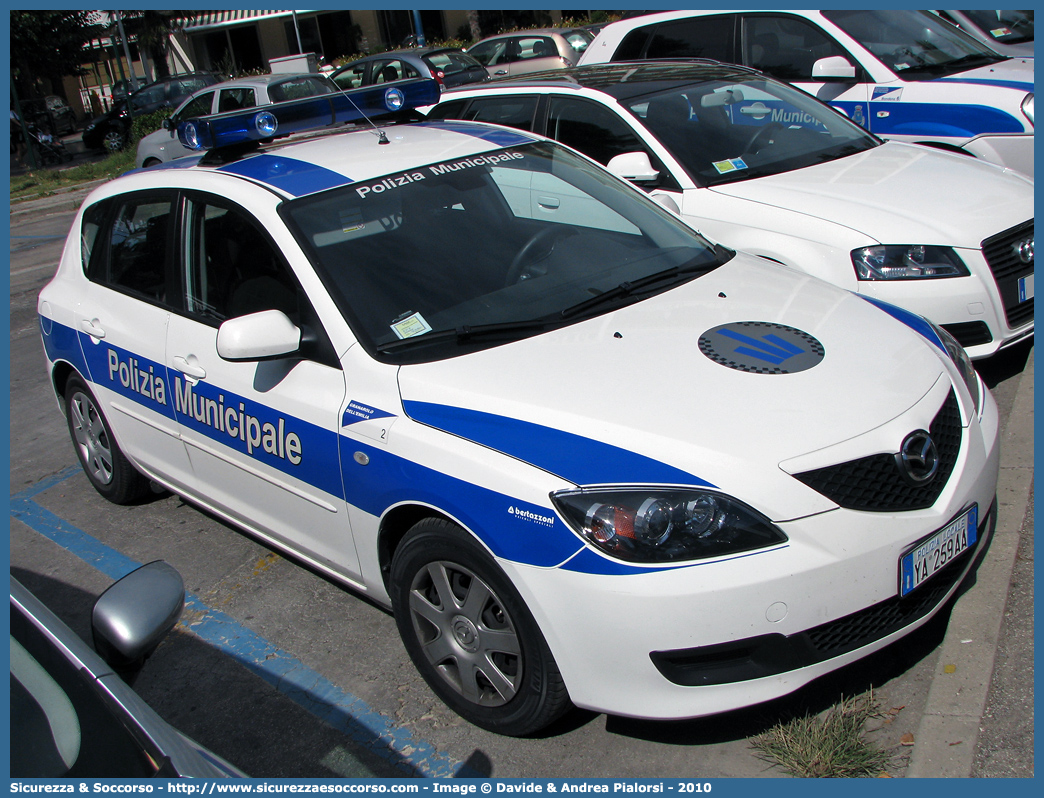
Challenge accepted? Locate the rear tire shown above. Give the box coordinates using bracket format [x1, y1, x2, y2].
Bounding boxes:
[390, 518, 571, 736]
[64, 374, 150, 504]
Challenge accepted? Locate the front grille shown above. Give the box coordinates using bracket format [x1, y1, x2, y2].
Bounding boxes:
[942, 321, 993, 348]
[982, 220, 1034, 329]
[794, 390, 961, 511]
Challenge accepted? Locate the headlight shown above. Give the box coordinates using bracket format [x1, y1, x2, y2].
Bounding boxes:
[1022, 93, 1034, 125]
[551, 487, 787, 564]
[927, 321, 981, 413]
[852, 245, 969, 280]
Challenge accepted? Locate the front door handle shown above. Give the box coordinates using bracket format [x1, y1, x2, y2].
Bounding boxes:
[172, 355, 206, 381]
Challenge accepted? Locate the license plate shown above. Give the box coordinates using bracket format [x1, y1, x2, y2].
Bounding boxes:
[899, 505, 977, 597]
[1018, 273, 1034, 302]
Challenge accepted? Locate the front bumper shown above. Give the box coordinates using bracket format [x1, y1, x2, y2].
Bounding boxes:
[503, 382, 1000, 720]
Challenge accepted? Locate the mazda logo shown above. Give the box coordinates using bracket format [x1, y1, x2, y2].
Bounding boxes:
[896, 430, 939, 485]
[1014, 237, 1034, 264]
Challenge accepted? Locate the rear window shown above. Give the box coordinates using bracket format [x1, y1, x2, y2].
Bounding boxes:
[427, 51, 480, 76]
[268, 76, 336, 102]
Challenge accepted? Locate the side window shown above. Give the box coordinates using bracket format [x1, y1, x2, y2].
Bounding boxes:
[646, 16, 736, 61]
[130, 85, 165, 111]
[182, 199, 300, 324]
[742, 15, 847, 81]
[463, 96, 538, 131]
[177, 92, 215, 123]
[372, 59, 419, 84]
[516, 37, 556, 62]
[469, 40, 509, 66]
[423, 99, 467, 120]
[547, 97, 645, 165]
[217, 87, 256, 112]
[333, 64, 366, 90]
[80, 202, 106, 274]
[91, 194, 176, 305]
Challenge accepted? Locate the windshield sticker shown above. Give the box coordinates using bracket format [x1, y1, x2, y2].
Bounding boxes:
[339, 207, 365, 233]
[712, 158, 748, 175]
[872, 86, 903, 102]
[390, 311, 432, 340]
[354, 151, 526, 200]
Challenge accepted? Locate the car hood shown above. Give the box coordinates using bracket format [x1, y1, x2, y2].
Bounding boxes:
[936, 55, 1034, 89]
[707, 141, 1032, 247]
[397, 254, 950, 520]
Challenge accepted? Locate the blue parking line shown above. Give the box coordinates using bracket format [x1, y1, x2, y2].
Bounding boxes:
[10, 468, 474, 779]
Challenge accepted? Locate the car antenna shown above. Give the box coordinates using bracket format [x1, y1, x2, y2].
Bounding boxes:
[334, 85, 390, 144]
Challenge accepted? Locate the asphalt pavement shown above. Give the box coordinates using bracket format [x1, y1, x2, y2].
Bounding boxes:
[7, 168, 1035, 779]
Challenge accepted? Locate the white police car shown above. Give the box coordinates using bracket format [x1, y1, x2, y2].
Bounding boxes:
[580, 9, 1035, 177]
[427, 61, 1034, 361]
[38, 78, 1000, 735]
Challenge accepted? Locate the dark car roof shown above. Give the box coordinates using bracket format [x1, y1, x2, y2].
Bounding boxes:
[444, 60, 761, 101]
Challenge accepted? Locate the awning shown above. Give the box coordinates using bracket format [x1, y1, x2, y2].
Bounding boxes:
[178, 10, 318, 33]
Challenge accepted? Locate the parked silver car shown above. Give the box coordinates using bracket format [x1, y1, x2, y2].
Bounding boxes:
[136, 73, 338, 168]
[10, 561, 246, 777]
[467, 27, 595, 78]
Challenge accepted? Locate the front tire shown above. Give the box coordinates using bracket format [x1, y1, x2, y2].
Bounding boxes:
[64, 374, 150, 504]
[390, 518, 570, 736]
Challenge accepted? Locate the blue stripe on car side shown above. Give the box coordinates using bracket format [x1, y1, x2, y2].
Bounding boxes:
[42, 321, 725, 575]
[217, 154, 352, 197]
[833, 100, 1026, 137]
[402, 400, 715, 488]
[860, 296, 945, 352]
[418, 120, 539, 147]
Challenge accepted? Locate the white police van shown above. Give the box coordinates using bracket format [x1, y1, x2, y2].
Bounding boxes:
[580, 9, 1035, 176]
[38, 77, 1000, 735]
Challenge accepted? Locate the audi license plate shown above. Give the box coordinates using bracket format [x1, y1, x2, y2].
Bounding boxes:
[1018, 273, 1034, 303]
[899, 505, 977, 597]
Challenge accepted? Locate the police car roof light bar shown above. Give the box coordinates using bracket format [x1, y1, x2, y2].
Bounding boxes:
[177, 78, 441, 152]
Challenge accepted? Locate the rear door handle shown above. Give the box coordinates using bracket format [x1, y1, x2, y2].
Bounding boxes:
[80, 319, 105, 339]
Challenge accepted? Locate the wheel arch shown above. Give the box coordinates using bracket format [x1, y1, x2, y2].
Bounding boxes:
[49, 360, 80, 413]
[377, 503, 454, 591]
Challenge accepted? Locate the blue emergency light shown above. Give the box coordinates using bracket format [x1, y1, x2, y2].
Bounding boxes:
[177, 78, 441, 151]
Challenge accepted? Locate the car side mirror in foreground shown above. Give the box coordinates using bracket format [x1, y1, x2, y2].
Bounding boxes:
[812, 56, 857, 81]
[217, 309, 302, 361]
[91, 561, 184, 683]
[607, 151, 661, 184]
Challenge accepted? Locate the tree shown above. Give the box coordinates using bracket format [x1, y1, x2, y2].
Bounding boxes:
[117, 10, 190, 80]
[10, 10, 104, 98]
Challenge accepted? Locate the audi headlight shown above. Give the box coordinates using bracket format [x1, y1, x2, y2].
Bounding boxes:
[551, 487, 787, 564]
[852, 245, 968, 280]
[1022, 93, 1034, 125]
[927, 320, 981, 413]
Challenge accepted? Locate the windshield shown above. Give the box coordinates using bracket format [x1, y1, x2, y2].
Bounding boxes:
[824, 9, 1007, 77]
[626, 77, 879, 187]
[283, 141, 727, 363]
[960, 10, 1034, 45]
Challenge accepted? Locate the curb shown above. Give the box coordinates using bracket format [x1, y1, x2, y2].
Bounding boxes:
[906, 348, 1034, 777]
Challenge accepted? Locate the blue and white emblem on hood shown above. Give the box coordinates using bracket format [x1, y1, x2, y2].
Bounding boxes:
[699, 322, 825, 374]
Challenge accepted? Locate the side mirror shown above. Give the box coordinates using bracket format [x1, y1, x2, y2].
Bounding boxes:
[162, 117, 175, 131]
[217, 309, 302, 361]
[92, 561, 184, 683]
[607, 151, 661, 184]
[812, 56, 857, 81]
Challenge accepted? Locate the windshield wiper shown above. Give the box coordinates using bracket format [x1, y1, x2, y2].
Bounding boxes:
[376, 319, 552, 353]
[559, 259, 720, 320]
